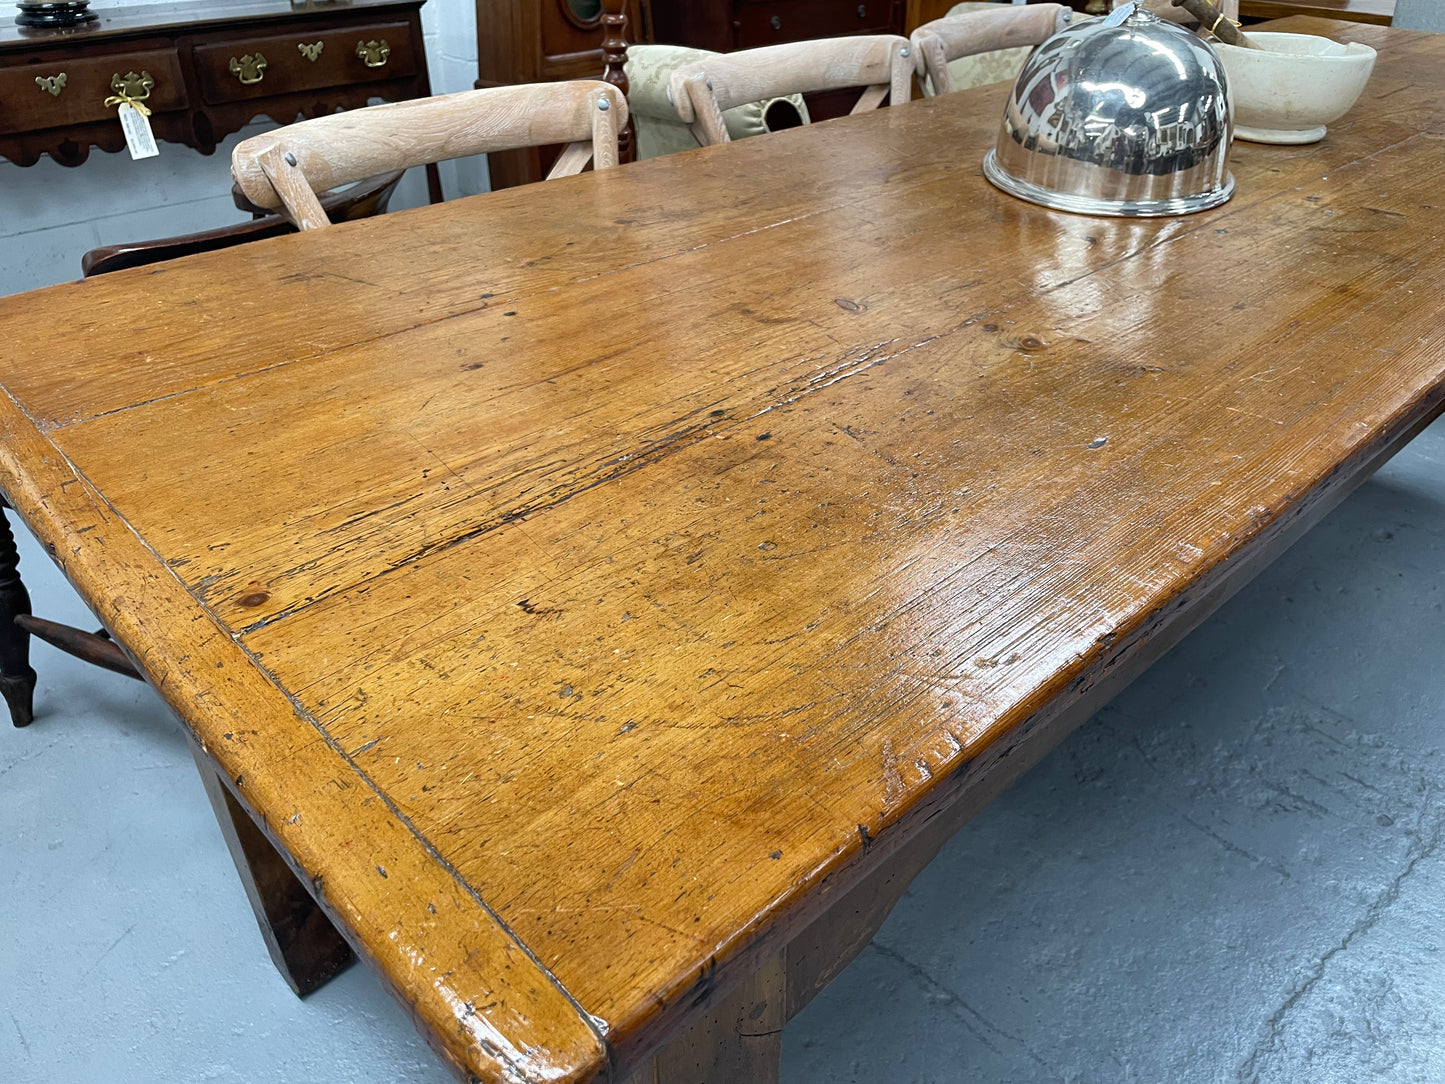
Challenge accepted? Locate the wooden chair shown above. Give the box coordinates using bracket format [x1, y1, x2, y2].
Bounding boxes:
[626, 43, 808, 159]
[667, 35, 917, 148]
[231, 81, 629, 231]
[912, 3, 1071, 97]
[81, 172, 404, 277]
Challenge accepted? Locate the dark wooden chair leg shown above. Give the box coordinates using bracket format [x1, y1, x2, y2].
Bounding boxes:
[0, 500, 37, 728]
[191, 745, 355, 996]
[14, 614, 142, 679]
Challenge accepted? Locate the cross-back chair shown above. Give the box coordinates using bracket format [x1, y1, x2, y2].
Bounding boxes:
[667, 35, 917, 148]
[912, 3, 1072, 97]
[626, 43, 808, 159]
[232, 81, 629, 230]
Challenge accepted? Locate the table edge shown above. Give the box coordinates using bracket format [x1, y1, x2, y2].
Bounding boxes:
[0, 386, 609, 1084]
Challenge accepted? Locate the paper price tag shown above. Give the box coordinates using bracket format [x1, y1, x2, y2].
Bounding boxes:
[118, 102, 159, 161]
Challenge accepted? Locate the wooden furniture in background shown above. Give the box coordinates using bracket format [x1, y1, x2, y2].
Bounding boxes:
[479, 0, 913, 187]
[669, 34, 914, 145]
[648, 0, 905, 50]
[906, 0, 967, 31]
[1239, 0, 1393, 23]
[648, 0, 908, 130]
[474, 0, 646, 189]
[1, 16, 1440, 1083]
[232, 82, 628, 229]
[911, 2, 1066, 93]
[0, 0, 440, 201]
[80, 171, 405, 275]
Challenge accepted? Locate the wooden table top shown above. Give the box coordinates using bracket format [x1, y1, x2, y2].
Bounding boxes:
[1239, 0, 1393, 24]
[2, 16, 1442, 1083]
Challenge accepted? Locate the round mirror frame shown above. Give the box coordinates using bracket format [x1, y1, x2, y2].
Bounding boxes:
[559, 0, 604, 30]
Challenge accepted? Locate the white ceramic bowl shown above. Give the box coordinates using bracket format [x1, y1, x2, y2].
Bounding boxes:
[1215, 32, 1377, 144]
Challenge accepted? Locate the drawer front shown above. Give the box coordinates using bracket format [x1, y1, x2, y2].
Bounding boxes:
[192, 20, 418, 106]
[0, 48, 187, 137]
[735, 0, 898, 47]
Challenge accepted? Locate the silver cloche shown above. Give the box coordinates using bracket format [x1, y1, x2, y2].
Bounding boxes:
[983, 2, 1235, 217]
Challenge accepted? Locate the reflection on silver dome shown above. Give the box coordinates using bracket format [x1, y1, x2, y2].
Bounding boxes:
[983, 2, 1234, 217]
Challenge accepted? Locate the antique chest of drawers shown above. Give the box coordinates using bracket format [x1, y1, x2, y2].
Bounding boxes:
[0, 0, 432, 168]
[650, 0, 906, 52]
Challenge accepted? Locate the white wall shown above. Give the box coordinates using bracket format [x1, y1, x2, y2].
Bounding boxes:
[0, 0, 486, 297]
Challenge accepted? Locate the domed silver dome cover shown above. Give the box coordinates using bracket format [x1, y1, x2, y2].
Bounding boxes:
[983, 2, 1234, 217]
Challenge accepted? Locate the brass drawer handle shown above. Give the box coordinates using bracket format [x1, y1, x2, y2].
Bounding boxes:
[229, 53, 268, 85]
[770, 15, 781, 29]
[298, 41, 324, 62]
[858, 3, 868, 17]
[110, 70, 154, 101]
[355, 39, 390, 68]
[35, 73, 67, 97]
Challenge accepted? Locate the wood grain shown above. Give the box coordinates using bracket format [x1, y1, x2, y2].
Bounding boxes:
[0, 401, 607, 1081]
[1240, 0, 1393, 24]
[1, 17, 1441, 1082]
[257, 143, 332, 231]
[231, 80, 629, 219]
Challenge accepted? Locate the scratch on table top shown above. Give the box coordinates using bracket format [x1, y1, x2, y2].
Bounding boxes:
[882, 737, 905, 806]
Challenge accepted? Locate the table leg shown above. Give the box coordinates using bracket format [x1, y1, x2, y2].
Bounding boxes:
[621, 953, 786, 1084]
[615, 665, 1105, 1083]
[0, 500, 37, 728]
[191, 745, 354, 996]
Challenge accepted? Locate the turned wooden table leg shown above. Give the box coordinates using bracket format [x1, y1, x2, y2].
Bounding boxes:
[191, 745, 354, 996]
[0, 499, 37, 728]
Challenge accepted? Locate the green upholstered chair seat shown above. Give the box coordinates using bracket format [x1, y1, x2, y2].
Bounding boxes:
[626, 43, 809, 159]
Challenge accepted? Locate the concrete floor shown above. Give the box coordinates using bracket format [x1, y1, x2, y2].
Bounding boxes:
[3, 414, 1443, 1084]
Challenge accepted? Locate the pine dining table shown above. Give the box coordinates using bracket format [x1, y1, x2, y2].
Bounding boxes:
[2, 16, 1442, 1083]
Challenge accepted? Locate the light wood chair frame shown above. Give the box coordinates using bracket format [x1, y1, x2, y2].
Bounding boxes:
[667, 35, 917, 148]
[911, 4, 1072, 97]
[231, 81, 629, 231]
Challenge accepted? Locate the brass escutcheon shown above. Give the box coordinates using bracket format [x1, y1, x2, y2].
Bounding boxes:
[35, 73, 67, 97]
[297, 41, 324, 62]
[355, 39, 390, 68]
[229, 52, 268, 85]
[110, 70, 154, 101]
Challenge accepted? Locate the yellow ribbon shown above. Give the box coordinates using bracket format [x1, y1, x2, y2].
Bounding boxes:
[103, 92, 152, 117]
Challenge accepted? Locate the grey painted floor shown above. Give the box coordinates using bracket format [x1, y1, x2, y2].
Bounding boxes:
[4, 414, 1443, 1084]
